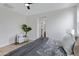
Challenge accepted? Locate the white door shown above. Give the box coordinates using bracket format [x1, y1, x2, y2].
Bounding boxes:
[37, 16, 47, 38]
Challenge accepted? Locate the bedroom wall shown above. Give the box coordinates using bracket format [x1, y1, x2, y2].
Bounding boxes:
[45, 8, 74, 40]
[0, 6, 27, 47]
[77, 7, 79, 36]
[27, 7, 74, 41]
[0, 6, 75, 48]
[25, 16, 38, 40]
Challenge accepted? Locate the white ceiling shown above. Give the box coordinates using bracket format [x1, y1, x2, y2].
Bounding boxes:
[0, 3, 78, 15]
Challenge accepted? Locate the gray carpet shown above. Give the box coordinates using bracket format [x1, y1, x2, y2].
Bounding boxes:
[5, 37, 48, 56]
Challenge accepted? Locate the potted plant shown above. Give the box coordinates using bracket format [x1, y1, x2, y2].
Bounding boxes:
[21, 24, 32, 37]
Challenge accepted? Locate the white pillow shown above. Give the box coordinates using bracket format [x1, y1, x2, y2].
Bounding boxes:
[62, 33, 75, 55]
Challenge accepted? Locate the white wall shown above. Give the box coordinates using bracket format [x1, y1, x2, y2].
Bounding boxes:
[45, 8, 74, 40]
[27, 7, 74, 41]
[25, 16, 37, 40]
[0, 6, 75, 47]
[0, 7, 27, 47]
[77, 7, 79, 35]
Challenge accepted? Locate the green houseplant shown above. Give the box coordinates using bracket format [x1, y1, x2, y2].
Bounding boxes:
[21, 24, 32, 37]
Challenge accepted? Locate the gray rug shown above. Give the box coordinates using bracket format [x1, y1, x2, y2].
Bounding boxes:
[5, 37, 48, 56]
